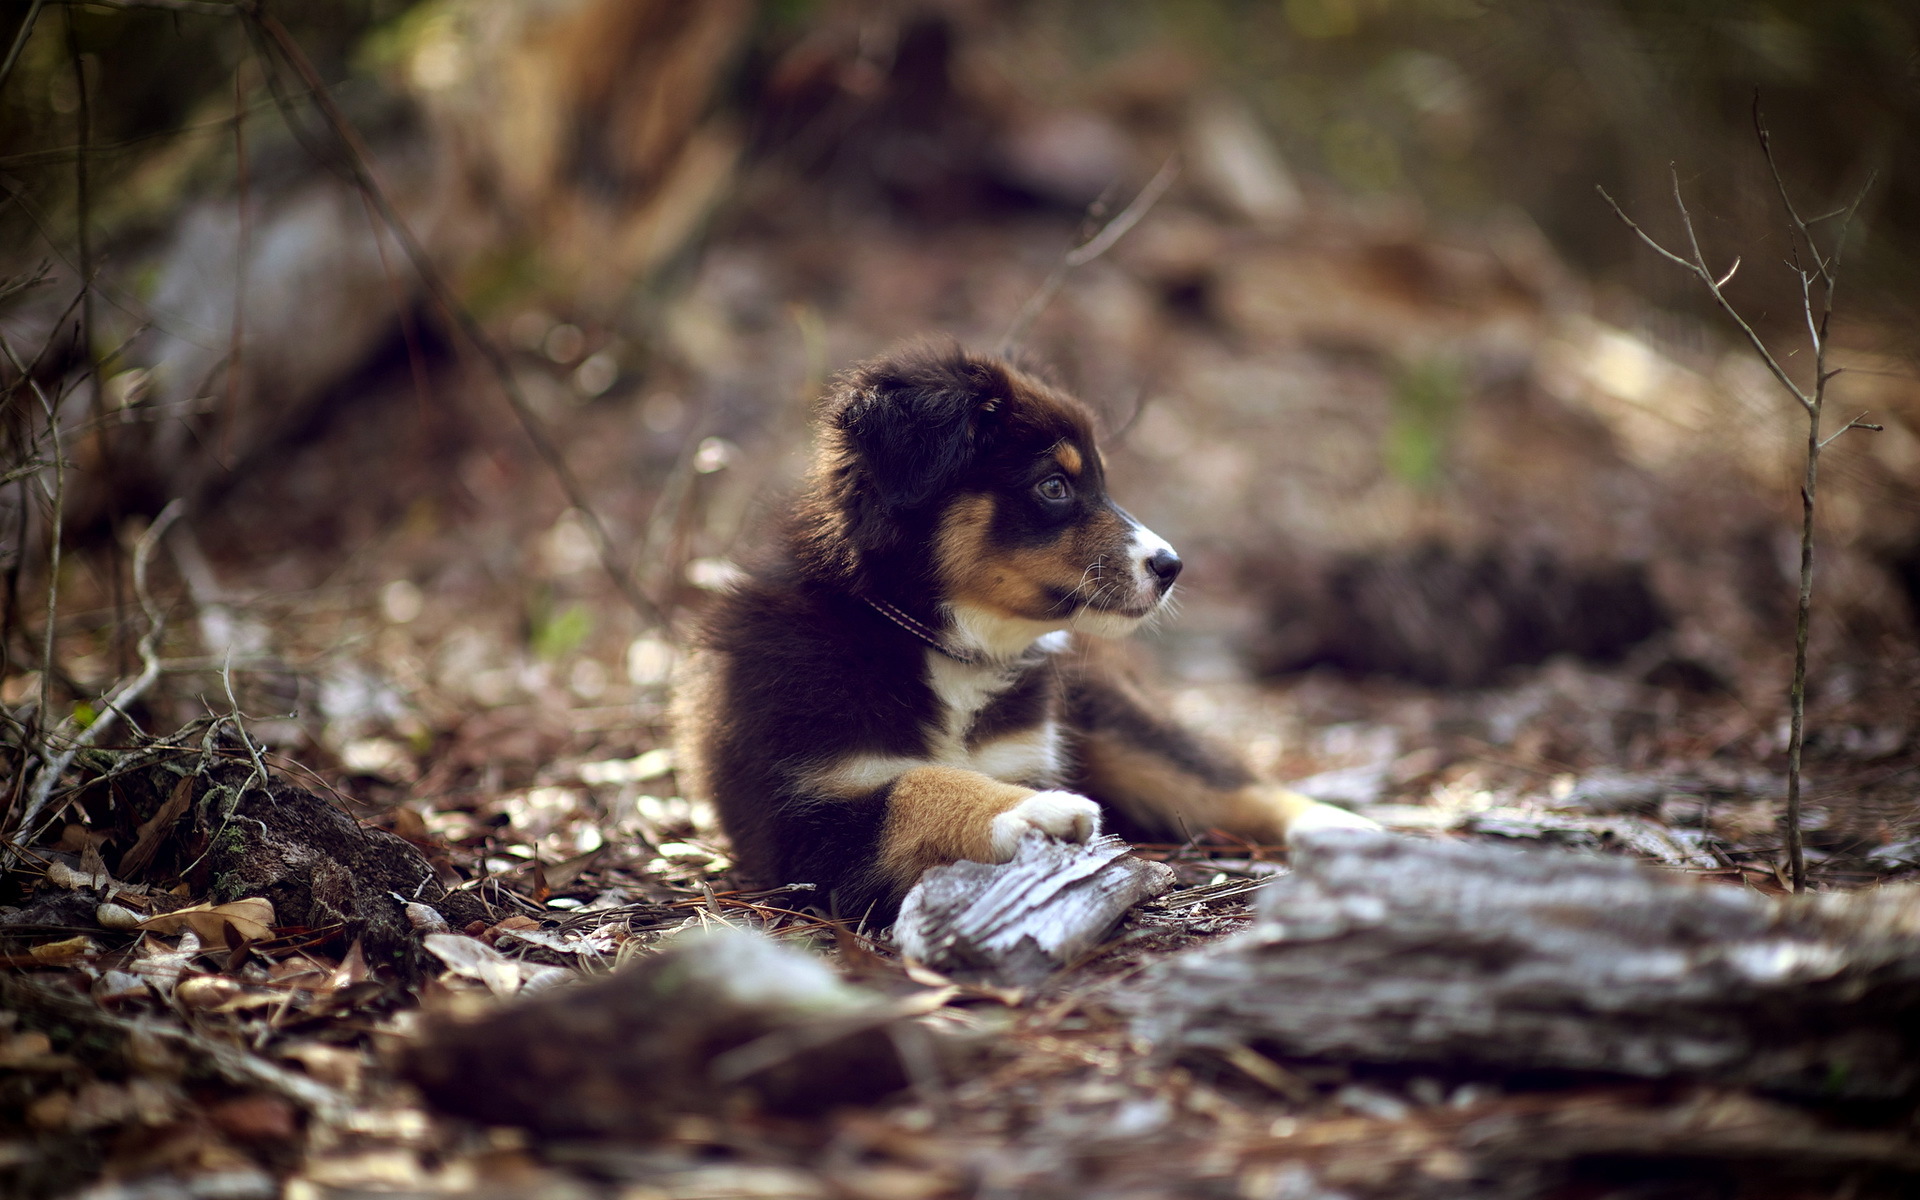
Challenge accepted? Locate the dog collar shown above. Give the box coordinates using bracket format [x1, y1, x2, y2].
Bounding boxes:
[863, 598, 982, 666]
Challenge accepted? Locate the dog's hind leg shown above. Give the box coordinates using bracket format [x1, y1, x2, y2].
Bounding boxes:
[1061, 664, 1379, 845]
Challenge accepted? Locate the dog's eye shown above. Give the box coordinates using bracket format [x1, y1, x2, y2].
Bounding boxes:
[1036, 475, 1071, 502]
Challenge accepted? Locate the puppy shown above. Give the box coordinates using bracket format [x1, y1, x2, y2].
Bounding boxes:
[672, 344, 1374, 920]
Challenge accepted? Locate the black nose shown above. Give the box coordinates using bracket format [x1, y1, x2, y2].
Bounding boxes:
[1146, 548, 1182, 585]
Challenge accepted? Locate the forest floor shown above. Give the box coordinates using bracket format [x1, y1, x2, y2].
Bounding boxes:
[7, 155, 1920, 1200]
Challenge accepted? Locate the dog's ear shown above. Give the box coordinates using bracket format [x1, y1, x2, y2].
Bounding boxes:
[832, 350, 1004, 512]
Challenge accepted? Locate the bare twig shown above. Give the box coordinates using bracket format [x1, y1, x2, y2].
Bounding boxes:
[998, 156, 1178, 357]
[220, 62, 250, 459]
[1600, 112, 1879, 893]
[1818, 412, 1883, 450]
[1597, 178, 1811, 413]
[242, 11, 667, 630]
[7, 500, 183, 856]
[0, 335, 68, 777]
[0, 0, 44, 96]
[47, 0, 240, 14]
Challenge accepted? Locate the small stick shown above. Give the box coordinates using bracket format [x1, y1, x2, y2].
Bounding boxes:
[6, 499, 184, 858]
[1598, 108, 1879, 893]
[998, 156, 1178, 358]
[0, 0, 44, 95]
[242, 11, 668, 631]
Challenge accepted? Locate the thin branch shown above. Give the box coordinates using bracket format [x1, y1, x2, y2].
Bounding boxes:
[219, 644, 269, 795]
[1753, 94, 1828, 282]
[243, 11, 668, 631]
[7, 500, 183, 855]
[1066, 157, 1178, 268]
[219, 62, 249, 459]
[47, 0, 240, 14]
[1596, 183, 1812, 411]
[998, 156, 1178, 357]
[1817, 413, 1883, 451]
[1669, 163, 1711, 275]
[0, 334, 66, 783]
[0, 0, 45, 96]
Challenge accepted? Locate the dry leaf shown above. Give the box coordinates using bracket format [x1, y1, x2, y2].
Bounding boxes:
[119, 774, 195, 879]
[78, 842, 111, 889]
[138, 897, 276, 943]
[45, 861, 93, 890]
[96, 902, 143, 930]
[29, 935, 97, 962]
[91, 970, 152, 1004]
[133, 929, 202, 995]
[176, 975, 243, 1009]
[0, 1031, 72, 1071]
[401, 901, 449, 934]
[330, 938, 371, 990]
[424, 932, 525, 996]
[207, 1093, 298, 1141]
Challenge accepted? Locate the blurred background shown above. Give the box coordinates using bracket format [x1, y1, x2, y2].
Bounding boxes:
[3, 0, 1919, 881]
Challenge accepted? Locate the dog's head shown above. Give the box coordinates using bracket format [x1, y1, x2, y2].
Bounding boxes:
[802, 344, 1180, 657]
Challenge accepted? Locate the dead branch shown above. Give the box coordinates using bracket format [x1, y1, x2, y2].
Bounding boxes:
[240, 10, 668, 631]
[1597, 116, 1878, 893]
[997, 156, 1178, 357]
[0, 0, 44, 94]
[7, 499, 183, 855]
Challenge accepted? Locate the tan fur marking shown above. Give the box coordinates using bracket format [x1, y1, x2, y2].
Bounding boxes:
[934, 494, 1063, 618]
[1055, 442, 1083, 476]
[1077, 733, 1298, 842]
[876, 766, 1032, 888]
[667, 649, 722, 803]
[935, 493, 1140, 624]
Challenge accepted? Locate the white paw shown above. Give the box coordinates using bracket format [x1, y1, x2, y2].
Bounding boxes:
[988, 790, 1103, 860]
[1285, 799, 1383, 837]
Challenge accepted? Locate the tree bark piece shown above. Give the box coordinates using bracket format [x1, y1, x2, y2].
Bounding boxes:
[404, 926, 910, 1138]
[896, 835, 1175, 987]
[1121, 830, 1920, 1098]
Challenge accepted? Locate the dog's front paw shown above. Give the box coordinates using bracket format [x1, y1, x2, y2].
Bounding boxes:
[1284, 798, 1383, 836]
[988, 790, 1103, 860]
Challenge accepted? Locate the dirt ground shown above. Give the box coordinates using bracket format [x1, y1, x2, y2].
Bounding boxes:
[5, 5, 1920, 1197]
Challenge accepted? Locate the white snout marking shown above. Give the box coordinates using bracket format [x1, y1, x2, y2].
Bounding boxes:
[1127, 521, 1176, 592]
[988, 790, 1103, 859]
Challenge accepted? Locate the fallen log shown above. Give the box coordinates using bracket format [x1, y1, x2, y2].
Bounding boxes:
[895, 834, 1175, 987]
[1120, 830, 1920, 1099]
[404, 926, 912, 1138]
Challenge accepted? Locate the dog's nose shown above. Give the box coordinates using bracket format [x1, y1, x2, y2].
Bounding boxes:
[1146, 548, 1182, 586]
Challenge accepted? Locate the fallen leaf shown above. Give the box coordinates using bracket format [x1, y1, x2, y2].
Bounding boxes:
[78, 843, 112, 890]
[96, 902, 144, 930]
[176, 975, 245, 1010]
[0, 1032, 73, 1071]
[207, 1093, 299, 1141]
[281, 1043, 364, 1093]
[119, 774, 195, 879]
[133, 929, 202, 996]
[577, 747, 674, 785]
[138, 897, 276, 944]
[330, 937, 370, 990]
[401, 900, 449, 934]
[91, 970, 153, 1004]
[29, 935, 96, 962]
[424, 933, 525, 996]
[45, 861, 94, 890]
